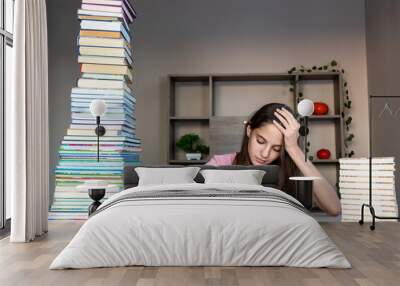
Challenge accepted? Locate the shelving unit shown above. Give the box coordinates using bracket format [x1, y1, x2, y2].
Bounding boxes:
[168, 72, 346, 189]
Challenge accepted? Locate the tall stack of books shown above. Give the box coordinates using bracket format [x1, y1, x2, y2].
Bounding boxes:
[49, 0, 140, 220]
[339, 157, 398, 222]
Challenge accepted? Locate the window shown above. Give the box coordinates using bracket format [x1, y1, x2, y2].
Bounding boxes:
[1, 0, 14, 231]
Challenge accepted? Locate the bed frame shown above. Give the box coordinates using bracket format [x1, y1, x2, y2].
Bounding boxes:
[123, 165, 280, 189]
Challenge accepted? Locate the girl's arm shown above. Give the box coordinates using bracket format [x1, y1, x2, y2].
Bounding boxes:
[286, 145, 341, 216]
[272, 107, 341, 216]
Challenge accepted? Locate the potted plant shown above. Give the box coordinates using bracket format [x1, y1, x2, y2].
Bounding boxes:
[176, 133, 210, 160]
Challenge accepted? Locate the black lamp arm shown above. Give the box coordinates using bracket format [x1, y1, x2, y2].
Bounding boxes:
[304, 116, 308, 162]
[298, 117, 309, 162]
[95, 116, 106, 162]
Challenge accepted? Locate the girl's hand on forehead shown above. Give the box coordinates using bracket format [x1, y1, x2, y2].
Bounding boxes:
[272, 107, 301, 150]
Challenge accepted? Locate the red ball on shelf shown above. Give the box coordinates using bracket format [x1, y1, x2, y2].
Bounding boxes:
[317, 149, 331, 159]
[313, 102, 329, 115]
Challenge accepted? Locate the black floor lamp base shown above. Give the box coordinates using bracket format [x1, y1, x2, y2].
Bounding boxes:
[359, 203, 399, 231]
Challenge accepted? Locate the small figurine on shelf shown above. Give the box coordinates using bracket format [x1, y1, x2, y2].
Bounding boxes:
[176, 133, 210, 160]
[313, 102, 329, 115]
[317, 148, 331, 160]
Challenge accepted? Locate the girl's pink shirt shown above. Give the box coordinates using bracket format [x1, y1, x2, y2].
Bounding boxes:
[206, 153, 237, 166]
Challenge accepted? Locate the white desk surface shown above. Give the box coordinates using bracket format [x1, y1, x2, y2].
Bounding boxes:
[289, 176, 321, 181]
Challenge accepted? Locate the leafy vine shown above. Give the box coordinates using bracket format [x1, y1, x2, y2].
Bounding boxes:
[287, 60, 355, 159]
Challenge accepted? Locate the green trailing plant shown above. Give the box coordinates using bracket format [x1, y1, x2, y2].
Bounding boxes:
[176, 133, 210, 155]
[288, 60, 355, 158]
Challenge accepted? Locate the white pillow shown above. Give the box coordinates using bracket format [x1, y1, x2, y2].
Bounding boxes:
[200, 169, 266, 185]
[135, 167, 201, 186]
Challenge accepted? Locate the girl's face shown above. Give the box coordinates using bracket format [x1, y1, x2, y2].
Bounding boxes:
[246, 123, 283, 165]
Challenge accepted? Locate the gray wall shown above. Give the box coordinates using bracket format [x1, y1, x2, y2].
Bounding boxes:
[47, 0, 369, 201]
[47, 0, 81, 204]
[366, 0, 400, 208]
[366, 0, 400, 98]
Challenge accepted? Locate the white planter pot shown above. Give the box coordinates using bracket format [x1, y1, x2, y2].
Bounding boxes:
[186, 153, 202, 160]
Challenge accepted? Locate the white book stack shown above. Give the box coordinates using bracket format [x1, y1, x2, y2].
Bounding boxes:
[339, 157, 398, 222]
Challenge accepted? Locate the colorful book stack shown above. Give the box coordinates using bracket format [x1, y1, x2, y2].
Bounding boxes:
[339, 157, 398, 222]
[49, 0, 139, 220]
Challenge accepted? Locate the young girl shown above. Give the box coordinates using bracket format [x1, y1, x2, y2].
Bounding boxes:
[207, 103, 341, 216]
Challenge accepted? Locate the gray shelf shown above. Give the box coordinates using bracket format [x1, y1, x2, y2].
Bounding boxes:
[212, 73, 294, 82]
[308, 115, 341, 120]
[167, 73, 346, 188]
[298, 71, 341, 80]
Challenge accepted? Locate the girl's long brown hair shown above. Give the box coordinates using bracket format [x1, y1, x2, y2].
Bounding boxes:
[233, 103, 301, 197]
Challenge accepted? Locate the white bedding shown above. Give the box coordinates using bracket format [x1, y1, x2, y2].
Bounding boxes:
[50, 183, 351, 269]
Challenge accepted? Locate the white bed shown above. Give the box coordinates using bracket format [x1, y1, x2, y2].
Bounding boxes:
[50, 183, 351, 269]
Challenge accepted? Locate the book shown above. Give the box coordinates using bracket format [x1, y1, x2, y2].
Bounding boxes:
[80, 29, 124, 39]
[80, 63, 133, 80]
[77, 78, 130, 89]
[342, 199, 398, 207]
[82, 0, 124, 7]
[71, 92, 136, 104]
[63, 134, 140, 141]
[67, 129, 130, 136]
[71, 99, 134, 106]
[72, 109, 135, 118]
[81, 73, 131, 82]
[79, 45, 132, 57]
[71, 99, 134, 107]
[339, 164, 395, 171]
[58, 160, 125, 166]
[71, 87, 126, 95]
[69, 124, 133, 130]
[80, 73, 123, 81]
[71, 120, 135, 128]
[339, 157, 398, 222]
[80, 20, 131, 42]
[339, 157, 395, 164]
[340, 188, 396, 195]
[78, 36, 130, 49]
[341, 193, 397, 201]
[339, 176, 394, 183]
[82, 3, 126, 14]
[72, 107, 130, 114]
[341, 208, 398, 215]
[48, 212, 88, 220]
[56, 181, 120, 190]
[339, 182, 394, 190]
[78, 55, 129, 66]
[78, 8, 123, 19]
[339, 170, 394, 177]
[71, 93, 135, 103]
[81, 1, 136, 22]
[78, 15, 121, 21]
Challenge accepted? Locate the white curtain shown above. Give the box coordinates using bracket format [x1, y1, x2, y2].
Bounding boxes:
[8, 0, 49, 242]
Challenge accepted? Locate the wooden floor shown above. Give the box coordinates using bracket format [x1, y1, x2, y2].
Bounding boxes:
[0, 221, 399, 286]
